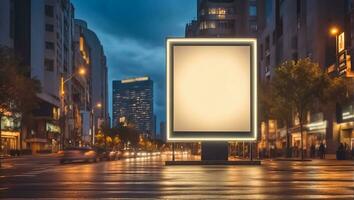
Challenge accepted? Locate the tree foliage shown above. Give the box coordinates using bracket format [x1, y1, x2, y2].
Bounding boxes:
[267, 58, 350, 159]
[0, 46, 41, 115]
[0, 46, 41, 152]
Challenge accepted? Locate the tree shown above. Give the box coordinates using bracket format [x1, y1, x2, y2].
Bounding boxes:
[324, 76, 354, 105]
[116, 123, 139, 149]
[258, 82, 273, 157]
[271, 94, 293, 157]
[0, 47, 16, 166]
[271, 58, 329, 160]
[12, 70, 41, 149]
[0, 46, 40, 163]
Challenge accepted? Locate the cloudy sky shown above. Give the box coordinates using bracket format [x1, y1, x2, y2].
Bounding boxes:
[72, 0, 196, 133]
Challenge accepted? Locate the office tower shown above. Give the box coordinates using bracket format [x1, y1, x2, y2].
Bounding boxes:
[112, 77, 154, 137]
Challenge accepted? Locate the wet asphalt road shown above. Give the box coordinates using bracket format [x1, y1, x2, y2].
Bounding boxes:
[1, 154, 354, 199]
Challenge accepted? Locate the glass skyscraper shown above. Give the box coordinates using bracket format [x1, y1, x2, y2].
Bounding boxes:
[112, 77, 153, 136]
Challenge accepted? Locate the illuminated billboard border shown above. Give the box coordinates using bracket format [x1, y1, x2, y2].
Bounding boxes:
[166, 38, 257, 141]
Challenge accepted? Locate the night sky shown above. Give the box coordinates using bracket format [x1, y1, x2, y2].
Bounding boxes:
[71, 0, 196, 133]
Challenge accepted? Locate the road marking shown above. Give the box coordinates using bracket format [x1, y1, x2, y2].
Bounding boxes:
[12, 174, 36, 177]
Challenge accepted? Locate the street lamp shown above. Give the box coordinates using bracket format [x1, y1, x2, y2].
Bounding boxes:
[330, 27, 339, 36]
[330, 26, 339, 65]
[60, 67, 86, 150]
[78, 68, 86, 76]
[92, 102, 102, 146]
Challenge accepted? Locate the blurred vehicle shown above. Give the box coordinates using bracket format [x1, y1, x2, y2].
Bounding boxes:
[107, 150, 118, 161]
[95, 148, 119, 161]
[60, 147, 98, 164]
[122, 150, 136, 158]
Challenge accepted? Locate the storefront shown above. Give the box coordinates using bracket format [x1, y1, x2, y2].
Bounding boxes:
[277, 128, 287, 150]
[26, 99, 61, 154]
[46, 122, 61, 152]
[339, 121, 354, 150]
[1, 131, 20, 155]
[290, 131, 303, 157]
[306, 121, 327, 146]
[1, 115, 21, 156]
[258, 120, 278, 157]
[339, 104, 354, 150]
[291, 121, 328, 156]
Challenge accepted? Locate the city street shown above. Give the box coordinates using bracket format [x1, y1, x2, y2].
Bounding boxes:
[1, 155, 354, 199]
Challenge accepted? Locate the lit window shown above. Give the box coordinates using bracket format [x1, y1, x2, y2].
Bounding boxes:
[250, 23, 257, 32]
[208, 8, 226, 15]
[79, 36, 84, 52]
[249, 5, 257, 16]
[199, 21, 216, 30]
[217, 14, 225, 19]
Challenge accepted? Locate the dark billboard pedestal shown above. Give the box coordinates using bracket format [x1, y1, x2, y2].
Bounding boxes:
[201, 142, 228, 161]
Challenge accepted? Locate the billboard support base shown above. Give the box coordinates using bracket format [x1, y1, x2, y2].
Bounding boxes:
[165, 160, 261, 166]
[201, 142, 228, 161]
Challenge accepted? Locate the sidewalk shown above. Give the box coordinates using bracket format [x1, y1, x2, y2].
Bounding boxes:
[267, 154, 354, 161]
[1, 153, 61, 161]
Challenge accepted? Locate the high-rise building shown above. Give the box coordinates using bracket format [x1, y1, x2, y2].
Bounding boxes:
[159, 121, 166, 142]
[184, 0, 259, 159]
[71, 20, 91, 146]
[0, 0, 108, 153]
[112, 77, 154, 137]
[257, 0, 352, 155]
[258, 0, 348, 82]
[0, 0, 75, 152]
[186, 0, 258, 37]
[74, 19, 109, 145]
[153, 115, 157, 139]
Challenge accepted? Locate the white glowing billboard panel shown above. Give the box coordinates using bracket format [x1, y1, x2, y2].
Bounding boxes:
[166, 38, 257, 141]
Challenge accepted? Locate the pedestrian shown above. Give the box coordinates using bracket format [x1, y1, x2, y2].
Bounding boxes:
[337, 143, 344, 160]
[315, 143, 320, 157]
[294, 145, 299, 157]
[344, 143, 349, 159]
[319, 143, 325, 159]
[310, 144, 315, 158]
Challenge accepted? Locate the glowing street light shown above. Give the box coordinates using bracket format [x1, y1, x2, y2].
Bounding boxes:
[92, 102, 103, 146]
[329, 26, 341, 71]
[78, 67, 86, 76]
[60, 66, 87, 149]
[330, 27, 339, 36]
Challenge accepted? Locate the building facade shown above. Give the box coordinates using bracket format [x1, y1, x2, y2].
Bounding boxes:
[257, 0, 354, 156]
[185, 0, 259, 157]
[0, 0, 75, 153]
[186, 0, 258, 37]
[74, 19, 109, 146]
[159, 121, 166, 142]
[112, 77, 154, 137]
[0, 0, 108, 154]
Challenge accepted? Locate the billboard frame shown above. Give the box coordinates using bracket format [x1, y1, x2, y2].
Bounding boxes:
[166, 38, 257, 141]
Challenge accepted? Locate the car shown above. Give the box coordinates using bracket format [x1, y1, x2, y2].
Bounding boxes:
[107, 150, 118, 161]
[95, 148, 119, 161]
[60, 147, 98, 164]
[122, 150, 136, 158]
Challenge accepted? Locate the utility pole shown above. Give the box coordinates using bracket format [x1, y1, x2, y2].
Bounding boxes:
[0, 114, 2, 168]
[172, 142, 175, 161]
[60, 76, 65, 150]
[250, 142, 253, 161]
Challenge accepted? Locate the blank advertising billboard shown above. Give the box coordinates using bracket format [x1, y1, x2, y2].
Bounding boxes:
[166, 38, 257, 141]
